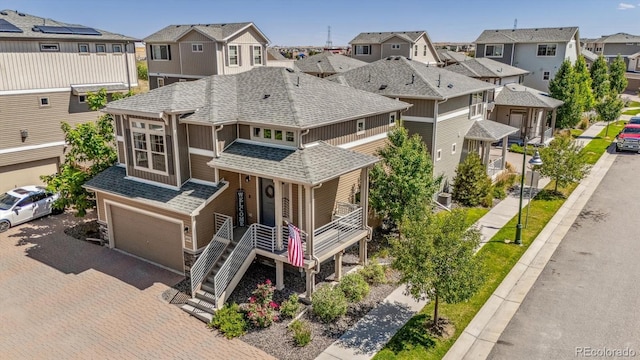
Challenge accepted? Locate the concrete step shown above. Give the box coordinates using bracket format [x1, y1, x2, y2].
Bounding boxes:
[201, 283, 216, 294]
[195, 289, 218, 303]
[186, 297, 217, 314]
[181, 304, 213, 323]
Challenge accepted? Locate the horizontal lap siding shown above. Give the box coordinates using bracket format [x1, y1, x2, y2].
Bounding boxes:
[439, 95, 469, 114]
[188, 124, 213, 150]
[0, 144, 64, 169]
[305, 113, 390, 146]
[195, 199, 217, 249]
[314, 177, 339, 228]
[0, 157, 59, 193]
[434, 114, 474, 184]
[147, 43, 181, 75]
[177, 122, 190, 184]
[190, 154, 215, 183]
[224, 28, 267, 74]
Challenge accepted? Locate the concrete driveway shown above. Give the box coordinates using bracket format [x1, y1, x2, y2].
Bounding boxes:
[0, 212, 273, 359]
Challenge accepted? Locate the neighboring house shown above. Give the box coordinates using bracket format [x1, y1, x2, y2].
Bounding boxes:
[84, 67, 409, 314]
[446, 57, 529, 85]
[266, 47, 295, 68]
[474, 27, 580, 91]
[293, 52, 366, 78]
[581, 48, 597, 68]
[583, 32, 640, 70]
[144, 22, 269, 90]
[437, 49, 471, 66]
[0, 9, 137, 193]
[329, 56, 519, 183]
[349, 30, 441, 65]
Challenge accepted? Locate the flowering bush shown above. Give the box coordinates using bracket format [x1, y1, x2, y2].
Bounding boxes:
[245, 279, 279, 328]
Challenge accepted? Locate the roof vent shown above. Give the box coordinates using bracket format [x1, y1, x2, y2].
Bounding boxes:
[379, 84, 388, 90]
[386, 56, 392, 60]
[535, 29, 539, 31]
[447, 84, 454, 89]
[263, 94, 270, 99]
[394, 56, 401, 60]
[176, 25, 181, 27]
[0, 11, 7, 15]
[221, 24, 226, 26]
[285, 67, 295, 73]
[18, 12, 25, 16]
[205, 24, 210, 27]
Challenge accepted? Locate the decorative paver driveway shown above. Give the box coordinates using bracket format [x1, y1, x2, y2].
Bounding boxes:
[0, 213, 273, 359]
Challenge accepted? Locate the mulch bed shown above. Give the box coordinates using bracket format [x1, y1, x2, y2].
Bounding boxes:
[64, 219, 100, 242]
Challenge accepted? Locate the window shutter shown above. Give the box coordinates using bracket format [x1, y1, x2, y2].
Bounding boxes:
[125, 128, 133, 166]
[166, 134, 175, 175]
[167, 45, 171, 60]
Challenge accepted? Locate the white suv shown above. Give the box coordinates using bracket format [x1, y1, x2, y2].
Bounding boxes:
[0, 186, 61, 232]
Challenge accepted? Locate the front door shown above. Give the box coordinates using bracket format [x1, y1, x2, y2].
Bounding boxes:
[260, 178, 276, 227]
[509, 112, 525, 137]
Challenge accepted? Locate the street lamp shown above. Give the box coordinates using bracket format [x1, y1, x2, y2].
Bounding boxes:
[525, 150, 543, 228]
[514, 143, 543, 245]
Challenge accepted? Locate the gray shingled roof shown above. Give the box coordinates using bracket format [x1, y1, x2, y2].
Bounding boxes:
[328, 56, 496, 100]
[437, 49, 471, 63]
[475, 27, 579, 44]
[350, 31, 425, 44]
[465, 120, 519, 141]
[294, 52, 366, 75]
[106, 67, 410, 128]
[446, 58, 529, 78]
[144, 22, 268, 43]
[208, 141, 379, 185]
[0, 9, 137, 41]
[267, 48, 287, 60]
[71, 83, 129, 95]
[494, 83, 564, 108]
[594, 32, 640, 44]
[84, 166, 225, 215]
[581, 48, 597, 62]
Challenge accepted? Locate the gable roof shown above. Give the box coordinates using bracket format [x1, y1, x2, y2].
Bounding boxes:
[104, 66, 410, 129]
[581, 48, 598, 62]
[267, 48, 287, 60]
[593, 32, 640, 44]
[144, 22, 269, 43]
[446, 58, 529, 78]
[0, 9, 137, 41]
[465, 120, 519, 141]
[294, 52, 366, 75]
[475, 27, 579, 44]
[494, 83, 563, 109]
[328, 56, 496, 100]
[349, 31, 426, 44]
[437, 49, 471, 63]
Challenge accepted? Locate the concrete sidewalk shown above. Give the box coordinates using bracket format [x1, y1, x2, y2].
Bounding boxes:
[315, 122, 610, 360]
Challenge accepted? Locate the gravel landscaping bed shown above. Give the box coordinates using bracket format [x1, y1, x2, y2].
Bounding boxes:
[64, 219, 100, 241]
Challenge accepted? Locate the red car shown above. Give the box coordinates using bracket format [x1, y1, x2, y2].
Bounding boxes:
[616, 124, 640, 152]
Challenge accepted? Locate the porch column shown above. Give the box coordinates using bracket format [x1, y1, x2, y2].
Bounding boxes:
[298, 184, 303, 228]
[501, 136, 508, 170]
[275, 180, 283, 250]
[540, 110, 547, 144]
[359, 239, 368, 266]
[275, 260, 284, 290]
[334, 251, 343, 281]
[304, 185, 314, 259]
[305, 268, 315, 298]
[550, 109, 557, 134]
[360, 168, 369, 229]
[484, 141, 491, 171]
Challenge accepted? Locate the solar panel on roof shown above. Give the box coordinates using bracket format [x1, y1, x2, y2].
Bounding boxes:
[0, 19, 23, 33]
[34, 25, 101, 36]
[66, 26, 101, 35]
[36, 26, 73, 34]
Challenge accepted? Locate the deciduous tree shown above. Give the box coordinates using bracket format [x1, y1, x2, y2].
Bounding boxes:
[451, 153, 492, 207]
[609, 54, 628, 95]
[539, 133, 591, 192]
[595, 91, 624, 136]
[573, 56, 595, 112]
[590, 55, 610, 101]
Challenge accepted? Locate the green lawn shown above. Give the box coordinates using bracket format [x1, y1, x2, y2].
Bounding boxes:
[626, 101, 640, 108]
[373, 122, 621, 360]
[570, 128, 584, 138]
[463, 207, 490, 227]
[622, 109, 640, 116]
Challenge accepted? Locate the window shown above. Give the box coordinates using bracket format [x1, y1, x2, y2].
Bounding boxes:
[157, 78, 165, 87]
[192, 43, 203, 52]
[78, 43, 89, 53]
[130, 120, 167, 173]
[150, 44, 170, 60]
[414, 45, 418, 57]
[78, 95, 86, 103]
[252, 45, 262, 65]
[228, 45, 239, 65]
[451, 143, 457, 154]
[39, 97, 49, 107]
[423, 45, 427, 56]
[252, 126, 295, 144]
[354, 45, 371, 55]
[40, 43, 59, 52]
[96, 44, 106, 53]
[485, 44, 503, 57]
[389, 113, 396, 126]
[254, 127, 261, 137]
[391, 44, 401, 49]
[275, 130, 283, 141]
[286, 131, 294, 142]
[469, 92, 483, 117]
[436, 149, 442, 161]
[263, 128, 272, 139]
[595, 47, 602, 52]
[357, 119, 365, 135]
[537, 43, 557, 56]
[542, 71, 550, 81]
[112, 44, 123, 53]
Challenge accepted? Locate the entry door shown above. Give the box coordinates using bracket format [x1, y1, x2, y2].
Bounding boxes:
[260, 178, 276, 227]
[509, 112, 525, 137]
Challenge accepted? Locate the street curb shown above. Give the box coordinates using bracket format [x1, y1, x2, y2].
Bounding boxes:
[444, 149, 617, 360]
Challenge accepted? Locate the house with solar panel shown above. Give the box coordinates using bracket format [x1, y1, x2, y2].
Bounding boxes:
[0, 10, 138, 192]
[144, 22, 270, 90]
[348, 30, 441, 66]
[83, 66, 409, 321]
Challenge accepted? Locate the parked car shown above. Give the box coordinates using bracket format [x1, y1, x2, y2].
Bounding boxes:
[629, 117, 640, 125]
[0, 186, 61, 232]
[616, 124, 640, 152]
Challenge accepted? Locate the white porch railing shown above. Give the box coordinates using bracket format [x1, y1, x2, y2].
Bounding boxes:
[314, 207, 363, 246]
[254, 224, 277, 252]
[190, 213, 232, 296]
[214, 225, 256, 301]
[488, 156, 504, 177]
[281, 225, 308, 252]
[543, 127, 553, 142]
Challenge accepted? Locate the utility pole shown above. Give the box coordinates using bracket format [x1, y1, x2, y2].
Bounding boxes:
[325, 26, 332, 49]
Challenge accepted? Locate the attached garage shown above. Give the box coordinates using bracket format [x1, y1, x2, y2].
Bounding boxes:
[108, 204, 184, 273]
[0, 157, 59, 193]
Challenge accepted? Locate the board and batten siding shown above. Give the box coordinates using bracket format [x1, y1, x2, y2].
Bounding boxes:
[190, 154, 216, 183]
[147, 42, 181, 76]
[314, 177, 339, 228]
[305, 113, 391, 146]
[177, 30, 217, 76]
[177, 122, 190, 184]
[433, 114, 474, 184]
[217, 125, 237, 151]
[238, 124, 251, 140]
[187, 124, 214, 150]
[195, 197, 217, 249]
[117, 142, 126, 164]
[223, 28, 268, 74]
[402, 98, 435, 117]
[438, 95, 470, 115]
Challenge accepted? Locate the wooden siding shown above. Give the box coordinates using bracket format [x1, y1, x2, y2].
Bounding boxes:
[216, 170, 240, 225]
[402, 98, 435, 117]
[350, 137, 387, 156]
[351, 43, 383, 63]
[224, 27, 268, 74]
[0, 157, 58, 193]
[187, 124, 214, 150]
[433, 113, 474, 184]
[177, 122, 190, 184]
[115, 115, 123, 136]
[238, 124, 251, 140]
[195, 198, 217, 249]
[190, 154, 216, 183]
[380, 38, 411, 58]
[404, 121, 434, 154]
[244, 174, 258, 225]
[146, 43, 181, 75]
[305, 113, 391, 146]
[314, 177, 339, 228]
[178, 30, 217, 76]
[439, 95, 469, 114]
[117, 142, 125, 164]
[217, 125, 237, 151]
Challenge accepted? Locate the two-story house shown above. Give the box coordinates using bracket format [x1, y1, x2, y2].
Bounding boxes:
[583, 33, 640, 70]
[293, 51, 366, 78]
[144, 22, 269, 90]
[349, 30, 441, 66]
[0, 10, 137, 193]
[330, 56, 519, 184]
[445, 57, 529, 85]
[83, 66, 409, 319]
[474, 27, 580, 92]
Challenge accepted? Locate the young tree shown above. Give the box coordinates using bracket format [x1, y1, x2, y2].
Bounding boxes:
[609, 54, 628, 95]
[451, 153, 492, 207]
[549, 60, 581, 129]
[595, 91, 624, 136]
[392, 208, 485, 328]
[539, 134, 591, 192]
[573, 56, 595, 112]
[369, 126, 440, 232]
[590, 55, 610, 101]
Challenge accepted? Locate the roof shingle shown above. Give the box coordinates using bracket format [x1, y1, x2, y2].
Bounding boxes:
[294, 52, 366, 75]
[494, 83, 564, 108]
[350, 31, 426, 44]
[465, 120, 519, 141]
[475, 27, 579, 44]
[144, 22, 265, 43]
[446, 58, 529, 78]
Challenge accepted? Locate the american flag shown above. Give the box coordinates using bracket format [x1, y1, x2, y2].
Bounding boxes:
[287, 223, 305, 267]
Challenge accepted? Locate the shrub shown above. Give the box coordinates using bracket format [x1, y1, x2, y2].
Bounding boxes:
[136, 62, 148, 80]
[452, 153, 492, 207]
[312, 285, 348, 323]
[289, 319, 312, 347]
[209, 303, 247, 339]
[245, 279, 279, 328]
[481, 190, 493, 207]
[359, 260, 387, 285]
[492, 185, 507, 200]
[578, 117, 590, 130]
[338, 273, 370, 302]
[280, 293, 302, 319]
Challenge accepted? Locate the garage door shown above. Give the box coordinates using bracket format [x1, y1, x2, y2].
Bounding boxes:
[110, 205, 184, 273]
[0, 158, 58, 193]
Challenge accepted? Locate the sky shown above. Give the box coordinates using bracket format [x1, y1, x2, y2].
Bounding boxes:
[2, 0, 640, 46]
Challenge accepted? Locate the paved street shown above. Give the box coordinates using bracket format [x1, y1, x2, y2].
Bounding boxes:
[489, 153, 640, 359]
[0, 213, 273, 359]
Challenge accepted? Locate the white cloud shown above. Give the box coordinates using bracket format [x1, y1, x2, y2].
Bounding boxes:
[617, 2, 635, 9]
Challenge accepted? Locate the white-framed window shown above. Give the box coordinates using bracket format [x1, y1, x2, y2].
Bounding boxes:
[595, 47, 602, 52]
[436, 149, 442, 161]
[286, 131, 294, 142]
[263, 128, 272, 139]
[389, 113, 396, 126]
[252, 45, 263, 65]
[78, 95, 86, 103]
[96, 44, 106, 53]
[451, 143, 457, 154]
[112, 44, 123, 53]
[157, 78, 165, 87]
[251, 126, 295, 145]
[414, 45, 418, 57]
[192, 43, 203, 52]
[130, 119, 167, 174]
[228, 44, 239, 66]
[357, 119, 365, 135]
[354, 45, 371, 55]
[40, 43, 59, 52]
[391, 44, 401, 50]
[542, 71, 550, 81]
[423, 45, 427, 56]
[39, 97, 50, 107]
[470, 92, 483, 117]
[78, 43, 89, 53]
[275, 130, 283, 141]
[150, 44, 170, 60]
[537, 43, 557, 56]
[485, 44, 503, 57]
